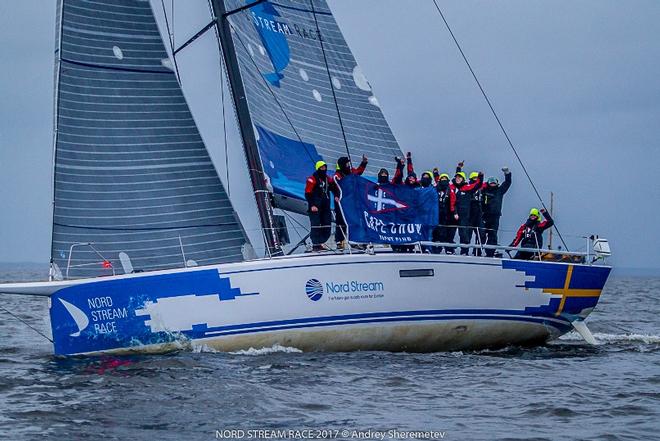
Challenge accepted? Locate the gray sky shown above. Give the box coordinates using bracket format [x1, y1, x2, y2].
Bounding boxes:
[0, 1, 658, 270]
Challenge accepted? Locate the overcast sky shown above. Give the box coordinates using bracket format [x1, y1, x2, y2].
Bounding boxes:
[0, 1, 658, 271]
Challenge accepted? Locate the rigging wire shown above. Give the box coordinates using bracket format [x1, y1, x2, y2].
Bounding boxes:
[0, 305, 53, 343]
[160, 0, 182, 83]
[308, 0, 351, 161]
[431, 0, 569, 251]
[206, 0, 232, 197]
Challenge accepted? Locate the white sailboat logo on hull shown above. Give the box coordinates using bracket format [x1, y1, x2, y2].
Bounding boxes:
[58, 298, 89, 337]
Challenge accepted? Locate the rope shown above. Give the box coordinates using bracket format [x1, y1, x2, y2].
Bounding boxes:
[206, 0, 232, 197]
[431, 0, 569, 251]
[309, 0, 351, 160]
[0, 305, 53, 343]
[160, 0, 181, 83]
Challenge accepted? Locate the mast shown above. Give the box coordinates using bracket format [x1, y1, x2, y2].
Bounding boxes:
[209, 0, 282, 257]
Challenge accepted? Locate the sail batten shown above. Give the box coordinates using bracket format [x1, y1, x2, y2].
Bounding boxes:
[51, 0, 250, 279]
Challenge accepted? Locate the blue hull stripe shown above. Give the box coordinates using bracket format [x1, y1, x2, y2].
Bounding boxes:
[191, 310, 573, 340]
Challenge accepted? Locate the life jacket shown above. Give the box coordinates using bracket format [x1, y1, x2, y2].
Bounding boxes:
[520, 223, 544, 249]
[305, 172, 336, 209]
[451, 183, 472, 215]
[437, 187, 451, 220]
[470, 181, 483, 204]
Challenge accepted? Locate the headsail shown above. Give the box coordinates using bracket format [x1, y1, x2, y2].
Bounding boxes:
[51, 0, 250, 279]
[219, 0, 403, 211]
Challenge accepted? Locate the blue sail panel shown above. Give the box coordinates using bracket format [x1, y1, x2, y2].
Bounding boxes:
[51, 0, 250, 279]
[223, 0, 404, 207]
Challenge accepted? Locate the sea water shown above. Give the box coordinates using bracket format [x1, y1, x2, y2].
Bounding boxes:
[0, 263, 657, 441]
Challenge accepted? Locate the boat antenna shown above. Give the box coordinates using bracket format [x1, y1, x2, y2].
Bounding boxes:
[431, 0, 569, 251]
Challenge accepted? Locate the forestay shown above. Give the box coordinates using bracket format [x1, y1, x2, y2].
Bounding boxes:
[221, 0, 403, 207]
[51, 0, 249, 279]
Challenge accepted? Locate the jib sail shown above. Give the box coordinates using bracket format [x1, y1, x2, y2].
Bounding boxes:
[51, 0, 250, 279]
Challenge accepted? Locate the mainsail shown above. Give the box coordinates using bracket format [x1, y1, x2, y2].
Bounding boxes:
[218, 0, 404, 211]
[51, 0, 250, 279]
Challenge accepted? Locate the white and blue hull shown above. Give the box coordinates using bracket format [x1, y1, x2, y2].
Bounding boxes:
[3, 253, 610, 356]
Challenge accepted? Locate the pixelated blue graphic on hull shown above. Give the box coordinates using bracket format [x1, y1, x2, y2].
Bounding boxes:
[50, 269, 251, 355]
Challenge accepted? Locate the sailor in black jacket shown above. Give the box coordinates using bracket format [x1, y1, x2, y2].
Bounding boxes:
[305, 161, 339, 251]
[480, 167, 512, 257]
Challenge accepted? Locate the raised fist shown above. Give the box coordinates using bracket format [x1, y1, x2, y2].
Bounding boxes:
[362, 154, 368, 163]
[501, 166, 510, 173]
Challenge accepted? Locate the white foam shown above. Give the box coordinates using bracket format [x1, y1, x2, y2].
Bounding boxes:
[191, 343, 219, 353]
[559, 331, 660, 345]
[230, 344, 303, 356]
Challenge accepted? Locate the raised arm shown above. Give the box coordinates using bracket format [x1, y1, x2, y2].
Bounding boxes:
[538, 209, 554, 232]
[354, 154, 368, 175]
[392, 156, 405, 184]
[500, 167, 512, 194]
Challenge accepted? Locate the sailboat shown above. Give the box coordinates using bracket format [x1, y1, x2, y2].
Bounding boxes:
[0, 0, 612, 356]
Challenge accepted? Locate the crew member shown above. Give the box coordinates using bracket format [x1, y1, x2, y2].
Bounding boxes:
[480, 167, 512, 257]
[419, 171, 434, 188]
[449, 164, 482, 255]
[334, 155, 368, 181]
[377, 168, 391, 184]
[405, 172, 420, 187]
[305, 161, 339, 251]
[432, 173, 456, 253]
[455, 164, 485, 256]
[509, 208, 554, 260]
[403, 152, 419, 187]
[333, 155, 368, 249]
[392, 156, 406, 185]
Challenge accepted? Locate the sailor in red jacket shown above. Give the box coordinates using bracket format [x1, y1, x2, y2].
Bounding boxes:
[509, 208, 554, 260]
[305, 161, 340, 251]
[333, 155, 368, 248]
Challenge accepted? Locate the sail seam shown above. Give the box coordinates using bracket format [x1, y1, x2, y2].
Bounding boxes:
[60, 57, 174, 74]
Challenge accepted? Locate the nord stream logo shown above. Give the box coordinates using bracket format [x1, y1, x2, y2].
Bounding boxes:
[326, 280, 385, 294]
[305, 279, 324, 301]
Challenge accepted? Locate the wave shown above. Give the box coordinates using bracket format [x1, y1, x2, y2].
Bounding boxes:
[559, 331, 660, 344]
[229, 344, 303, 356]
